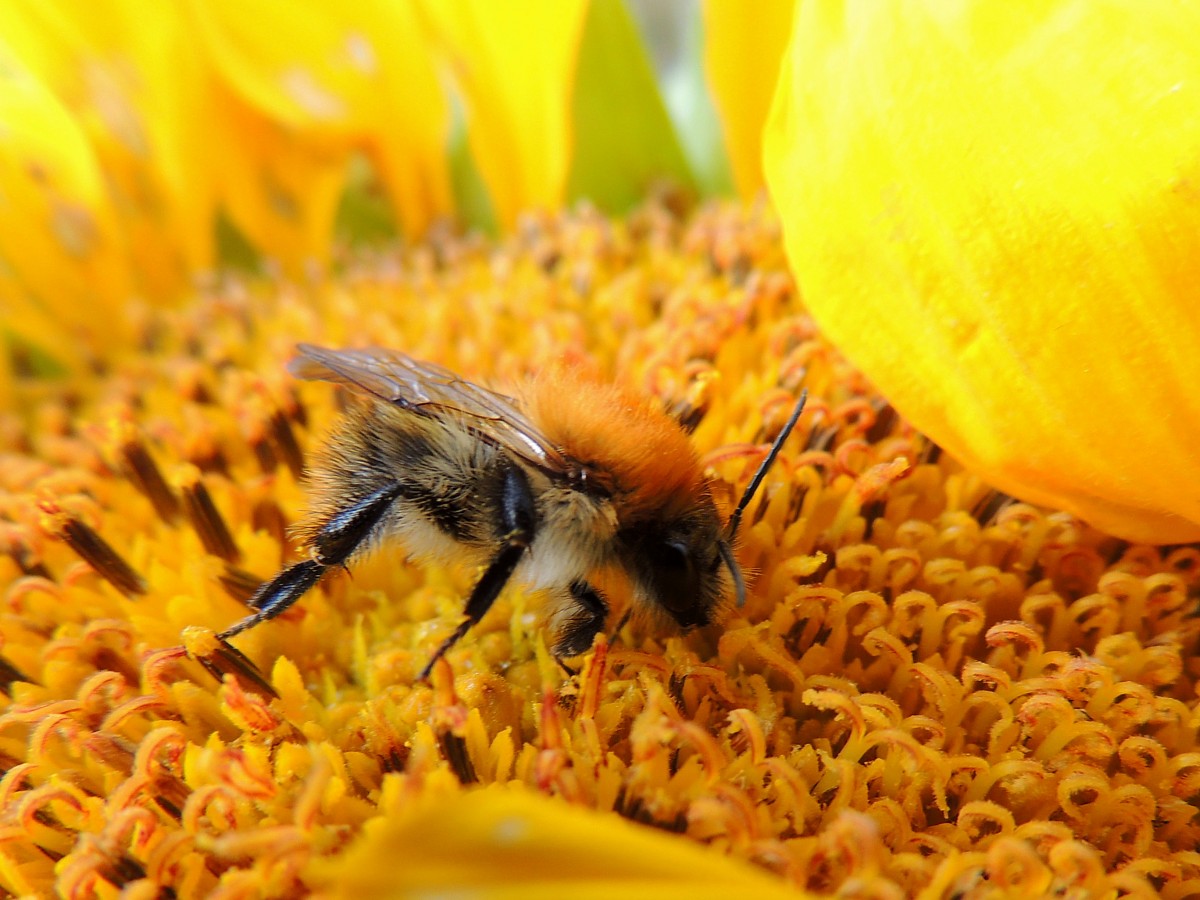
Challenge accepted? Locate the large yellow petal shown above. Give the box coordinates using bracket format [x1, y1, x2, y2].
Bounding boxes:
[764, 1, 1200, 543]
[0, 40, 131, 366]
[0, 1, 215, 301]
[310, 785, 807, 899]
[419, 0, 588, 230]
[701, 0, 794, 199]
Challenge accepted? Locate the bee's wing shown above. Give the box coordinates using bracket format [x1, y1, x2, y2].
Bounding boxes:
[289, 344, 578, 476]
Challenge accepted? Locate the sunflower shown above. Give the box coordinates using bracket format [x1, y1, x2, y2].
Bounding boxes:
[1, 3, 1197, 897]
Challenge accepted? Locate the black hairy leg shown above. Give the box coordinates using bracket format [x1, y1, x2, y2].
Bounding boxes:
[418, 465, 538, 680]
[220, 484, 406, 639]
[552, 579, 610, 659]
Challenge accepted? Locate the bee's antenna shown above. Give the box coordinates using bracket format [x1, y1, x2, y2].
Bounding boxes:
[717, 539, 745, 608]
[724, 388, 808, 549]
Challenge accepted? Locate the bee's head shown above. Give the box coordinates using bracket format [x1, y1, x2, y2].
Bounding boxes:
[618, 390, 807, 629]
[609, 391, 806, 628]
[618, 502, 730, 630]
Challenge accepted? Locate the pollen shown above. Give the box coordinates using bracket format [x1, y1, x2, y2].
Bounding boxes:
[0, 200, 1196, 897]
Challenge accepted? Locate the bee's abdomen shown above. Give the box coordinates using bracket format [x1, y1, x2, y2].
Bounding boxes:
[302, 404, 527, 559]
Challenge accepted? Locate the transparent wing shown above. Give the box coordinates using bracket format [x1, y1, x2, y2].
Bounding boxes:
[288, 344, 577, 477]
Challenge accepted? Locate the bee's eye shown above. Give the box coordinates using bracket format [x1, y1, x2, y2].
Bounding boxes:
[650, 539, 698, 616]
[618, 524, 713, 628]
[662, 540, 690, 570]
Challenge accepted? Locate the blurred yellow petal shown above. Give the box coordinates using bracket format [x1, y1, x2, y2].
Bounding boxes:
[212, 83, 349, 275]
[0, 41, 131, 367]
[0, 338, 11, 409]
[191, 0, 452, 246]
[311, 785, 807, 899]
[701, 0, 794, 199]
[362, 2, 455, 239]
[188, 0, 376, 132]
[420, 0, 588, 229]
[0, 1, 216, 301]
[764, 1, 1200, 543]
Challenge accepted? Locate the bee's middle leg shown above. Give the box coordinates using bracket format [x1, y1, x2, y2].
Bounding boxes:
[418, 466, 536, 680]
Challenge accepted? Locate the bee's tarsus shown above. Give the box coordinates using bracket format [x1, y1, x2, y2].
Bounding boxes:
[608, 605, 632, 644]
[553, 655, 580, 677]
[417, 538, 527, 681]
[221, 559, 326, 637]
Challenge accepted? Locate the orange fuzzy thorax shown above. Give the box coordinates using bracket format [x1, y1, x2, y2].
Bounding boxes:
[521, 372, 704, 519]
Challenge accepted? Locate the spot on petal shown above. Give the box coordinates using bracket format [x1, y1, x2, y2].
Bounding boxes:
[343, 33, 376, 75]
[82, 61, 148, 157]
[492, 815, 529, 846]
[51, 201, 98, 258]
[280, 67, 346, 122]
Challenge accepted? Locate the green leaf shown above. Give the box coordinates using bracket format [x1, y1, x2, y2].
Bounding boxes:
[447, 91, 498, 236]
[335, 153, 399, 247]
[663, 3, 734, 196]
[2, 329, 68, 378]
[566, 0, 697, 212]
[214, 211, 261, 273]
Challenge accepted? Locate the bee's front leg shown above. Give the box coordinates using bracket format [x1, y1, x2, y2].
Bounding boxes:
[552, 579, 610, 659]
[220, 483, 406, 639]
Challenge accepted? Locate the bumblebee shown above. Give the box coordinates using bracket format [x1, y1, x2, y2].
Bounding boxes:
[222, 344, 805, 677]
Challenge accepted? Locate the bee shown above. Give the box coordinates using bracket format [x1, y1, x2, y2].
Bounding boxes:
[221, 344, 806, 679]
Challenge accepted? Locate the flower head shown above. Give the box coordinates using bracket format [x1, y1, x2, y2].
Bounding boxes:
[2, 3, 1199, 897]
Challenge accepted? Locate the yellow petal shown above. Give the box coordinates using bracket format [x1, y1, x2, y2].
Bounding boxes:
[764, 1, 1200, 543]
[189, 0, 387, 133]
[0, 39, 131, 366]
[191, 0, 452, 246]
[362, 2, 455, 239]
[0, 1, 215, 300]
[310, 785, 806, 899]
[701, 0, 794, 199]
[211, 82, 349, 275]
[420, 0, 588, 229]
